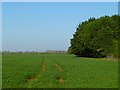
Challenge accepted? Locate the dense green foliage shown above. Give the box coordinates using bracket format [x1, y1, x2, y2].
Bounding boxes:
[3, 53, 118, 88]
[68, 15, 120, 58]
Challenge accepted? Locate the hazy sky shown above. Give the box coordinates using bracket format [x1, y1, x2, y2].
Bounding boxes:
[2, 0, 120, 2]
[0, 3, 2, 51]
[2, 2, 118, 52]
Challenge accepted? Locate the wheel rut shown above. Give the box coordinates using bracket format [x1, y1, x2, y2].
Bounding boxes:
[42, 61, 46, 73]
[54, 63, 63, 72]
[26, 57, 65, 86]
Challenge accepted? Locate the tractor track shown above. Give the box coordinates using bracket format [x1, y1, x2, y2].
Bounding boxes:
[54, 63, 63, 72]
[42, 61, 46, 73]
[26, 57, 46, 88]
[48, 57, 65, 84]
[27, 56, 65, 86]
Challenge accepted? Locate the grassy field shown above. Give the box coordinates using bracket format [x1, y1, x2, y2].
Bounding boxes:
[2, 53, 118, 88]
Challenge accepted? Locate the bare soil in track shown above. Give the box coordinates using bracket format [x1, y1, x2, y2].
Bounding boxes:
[57, 77, 64, 84]
[26, 61, 46, 82]
[54, 63, 63, 72]
[54, 63, 65, 84]
[42, 62, 46, 72]
[26, 76, 37, 82]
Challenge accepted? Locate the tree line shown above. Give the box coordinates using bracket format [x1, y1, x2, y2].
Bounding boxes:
[68, 15, 120, 58]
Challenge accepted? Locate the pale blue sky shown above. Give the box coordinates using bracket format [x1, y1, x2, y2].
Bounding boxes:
[0, 3, 2, 52]
[2, 0, 120, 2]
[2, 2, 118, 52]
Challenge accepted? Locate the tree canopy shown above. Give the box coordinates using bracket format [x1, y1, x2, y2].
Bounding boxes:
[68, 15, 120, 58]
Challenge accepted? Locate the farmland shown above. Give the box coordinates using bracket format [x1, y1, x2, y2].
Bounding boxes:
[2, 53, 118, 88]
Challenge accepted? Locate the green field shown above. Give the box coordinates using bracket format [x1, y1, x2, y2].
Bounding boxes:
[2, 53, 118, 88]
